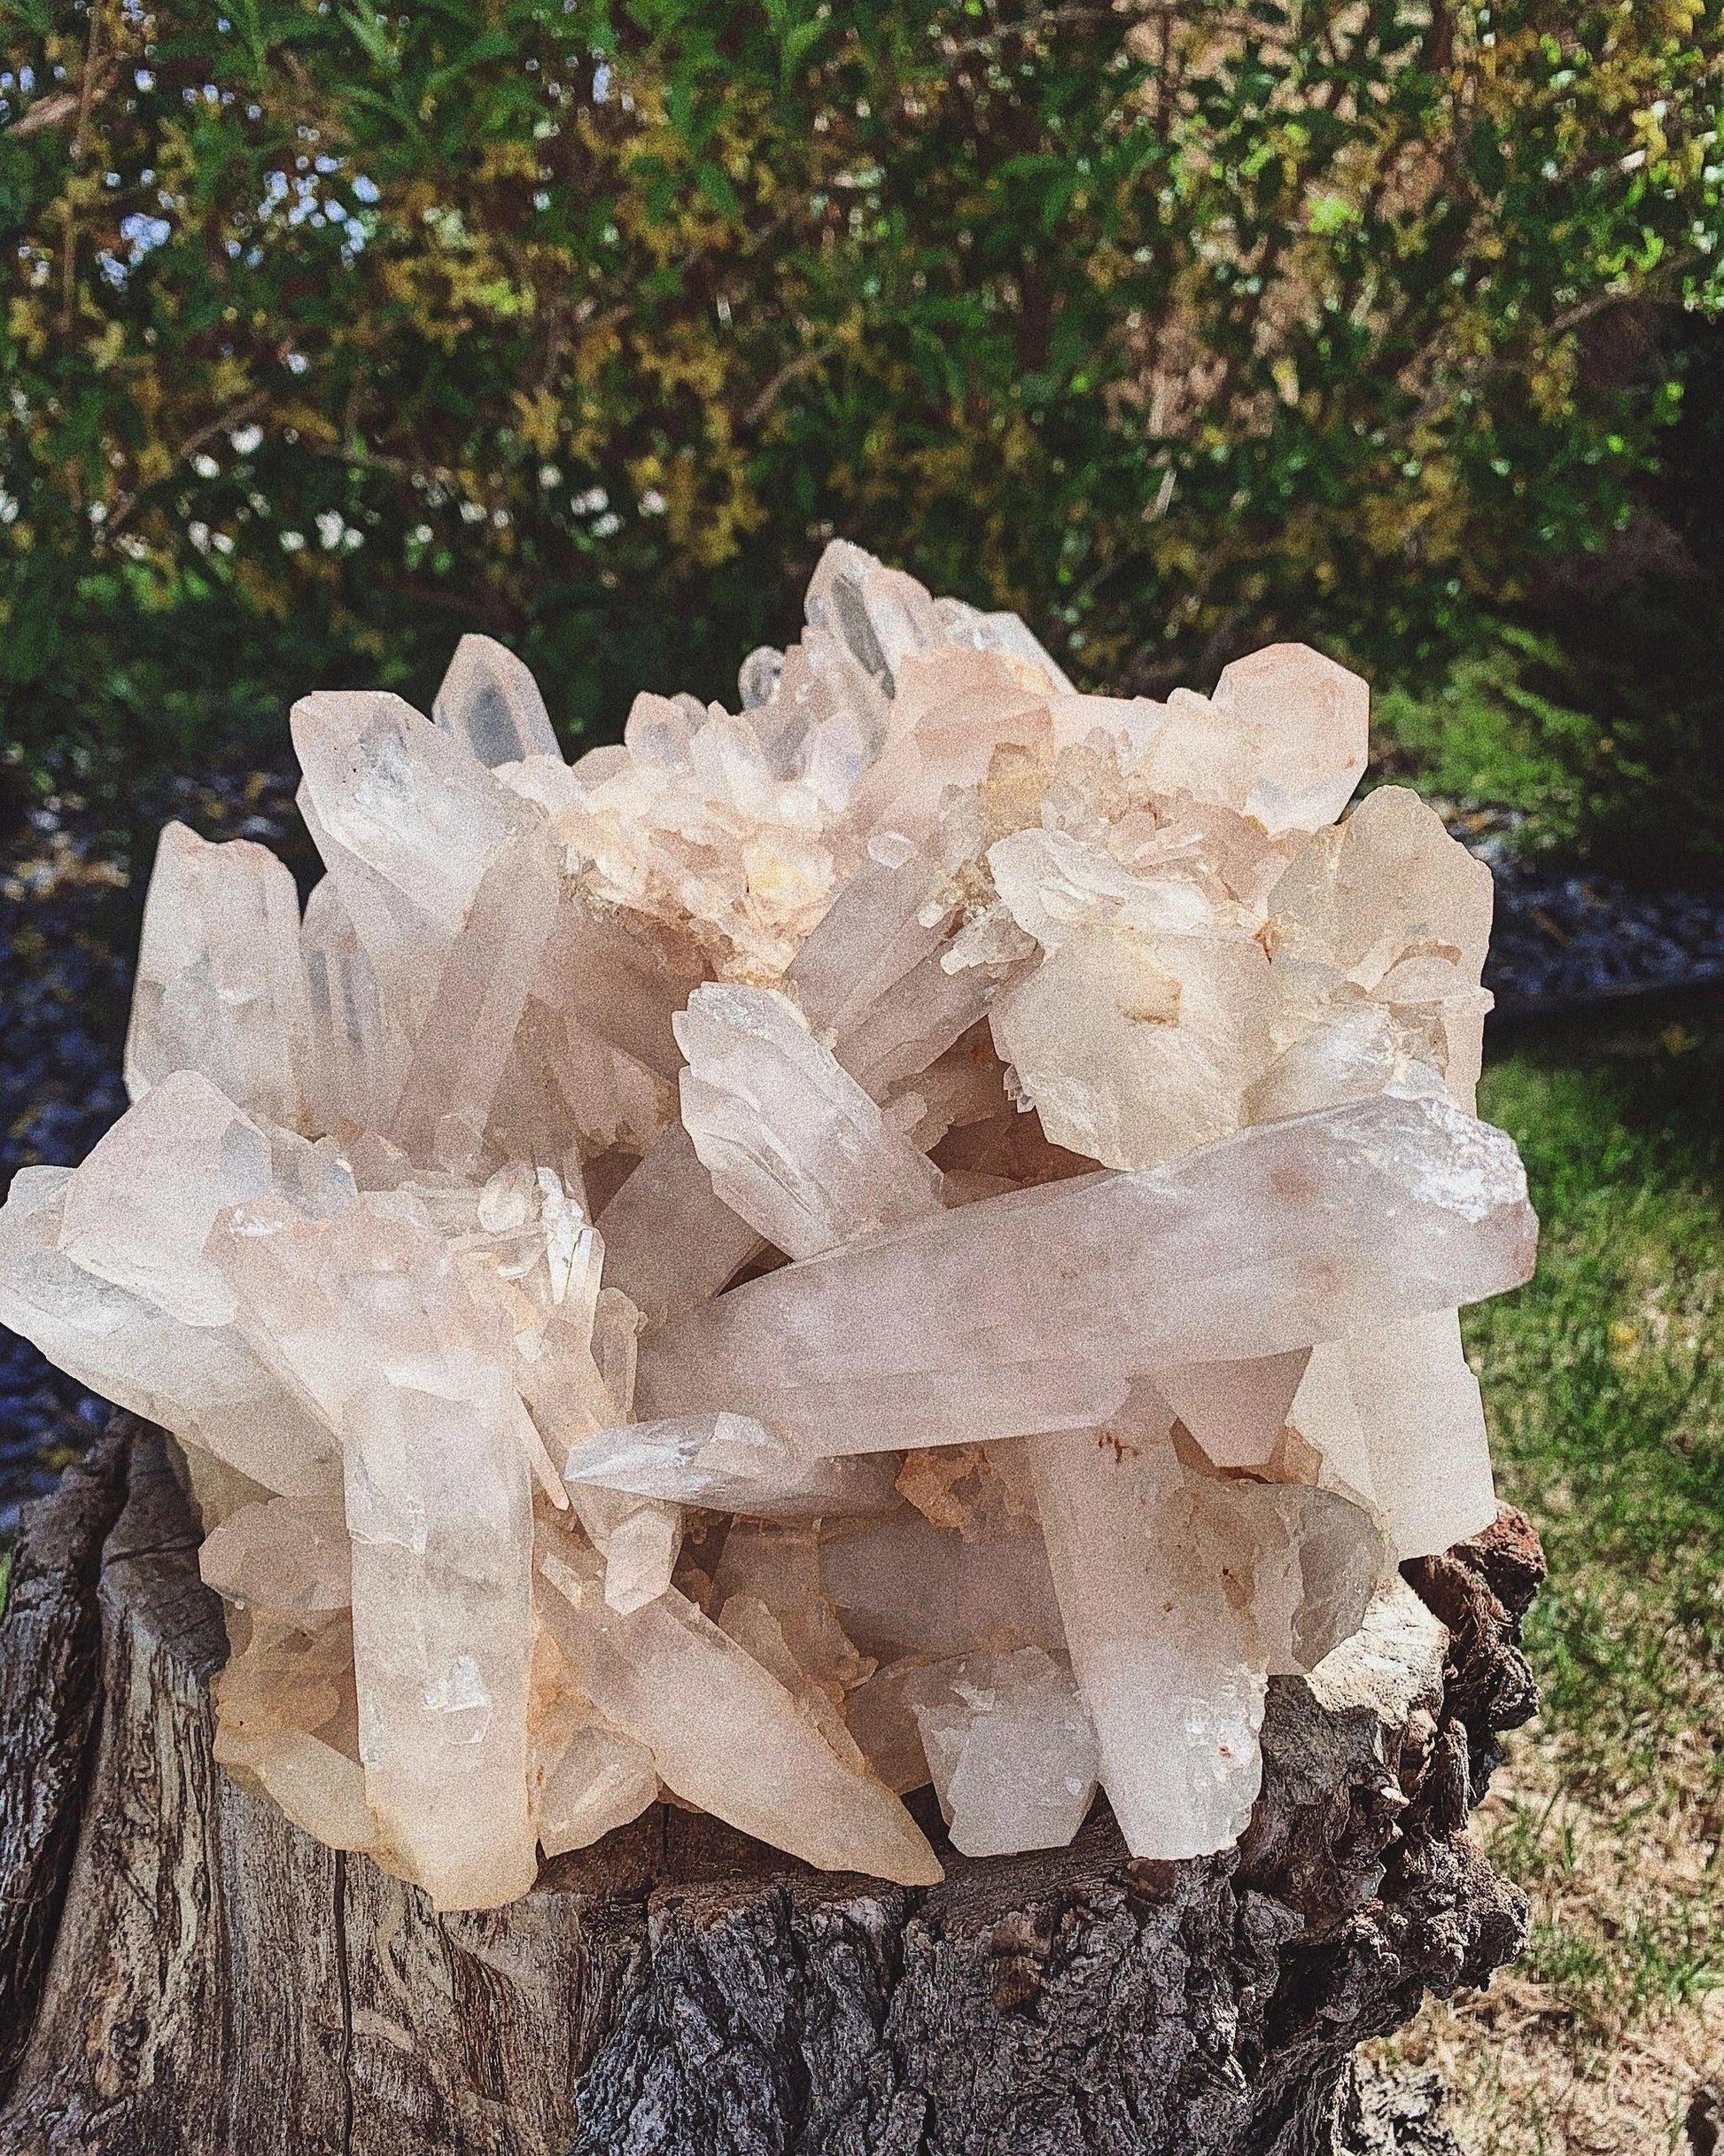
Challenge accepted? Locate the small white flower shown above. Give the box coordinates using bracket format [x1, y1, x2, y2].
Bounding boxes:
[192, 452, 220, 479]
[229, 424, 262, 455]
[638, 487, 667, 516]
[315, 510, 346, 549]
[280, 528, 306, 552]
[592, 510, 621, 539]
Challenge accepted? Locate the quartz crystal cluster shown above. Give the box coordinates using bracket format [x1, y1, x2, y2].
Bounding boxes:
[0, 542, 1537, 1909]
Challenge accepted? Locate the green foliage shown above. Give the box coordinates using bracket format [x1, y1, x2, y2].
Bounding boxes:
[1376, 623, 1608, 840]
[1, 0, 1721, 784]
[1378, 590, 1724, 883]
[1375, 311, 1724, 884]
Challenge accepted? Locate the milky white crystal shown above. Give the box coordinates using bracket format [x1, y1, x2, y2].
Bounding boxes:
[902, 1648, 1099, 1858]
[633, 1094, 1534, 1452]
[677, 983, 944, 1258]
[0, 536, 1535, 1906]
[126, 821, 312, 1128]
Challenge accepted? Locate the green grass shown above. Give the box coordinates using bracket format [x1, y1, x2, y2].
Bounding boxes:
[1460, 1004, 1724, 2047]
[1472, 1010, 1724, 1801]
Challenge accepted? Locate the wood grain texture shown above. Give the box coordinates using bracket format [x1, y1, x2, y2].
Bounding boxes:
[0, 1423, 128, 2102]
[0, 1417, 1539, 2156]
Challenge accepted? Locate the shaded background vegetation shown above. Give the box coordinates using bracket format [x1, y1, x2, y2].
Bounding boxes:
[2, 0, 1721, 878]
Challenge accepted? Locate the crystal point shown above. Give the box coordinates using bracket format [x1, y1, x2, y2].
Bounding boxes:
[433, 633, 561, 767]
[127, 821, 312, 1128]
[634, 1094, 1536, 1452]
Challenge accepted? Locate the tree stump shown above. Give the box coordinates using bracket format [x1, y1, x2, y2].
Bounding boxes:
[0, 1414, 1542, 2156]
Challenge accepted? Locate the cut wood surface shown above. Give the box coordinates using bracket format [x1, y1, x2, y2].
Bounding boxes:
[0, 1414, 1542, 2156]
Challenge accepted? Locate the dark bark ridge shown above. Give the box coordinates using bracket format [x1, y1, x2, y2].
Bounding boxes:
[0, 1415, 1542, 2156]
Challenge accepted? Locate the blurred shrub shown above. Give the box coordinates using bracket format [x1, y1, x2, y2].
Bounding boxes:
[1, 0, 1720, 787]
[1377, 311, 1724, 883]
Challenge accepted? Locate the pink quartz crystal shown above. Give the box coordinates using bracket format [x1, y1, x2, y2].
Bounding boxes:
[0, 541, 1535, 1908]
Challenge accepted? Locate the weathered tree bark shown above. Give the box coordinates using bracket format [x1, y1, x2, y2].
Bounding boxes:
[0, 1413, 1542, 2156]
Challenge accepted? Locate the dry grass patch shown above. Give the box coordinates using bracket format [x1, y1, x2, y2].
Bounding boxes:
[1378, 1733, 1723, 2154]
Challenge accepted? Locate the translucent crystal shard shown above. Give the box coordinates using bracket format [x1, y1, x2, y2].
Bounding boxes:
[1263, 786, 1495, 1115]
[1286, 1311, 1497, 1561]
[215, 1724, 380, 1856]
[595, 1121, 760, 1326]
[1222, 1480, 1386, 1676]
[384, 826, 562, 1163]
[1143, 644, 1369, 835]
[213, 1614, 380, 1855]
[537, 1713, 658, 1856]
[126, 821, 312, 1129]
[536, 1535, 942, 1885]
[292, 690, 522, 933]
[0, 1165, 339, 1498]
[1268, 784, 1493, 984]
[634, 1095, 1537, 1452]
[294, 689, 537, 1092]
[676, 984, 944, 1258]
[986, 825, 1225, 949]
[564, 1413, 899, 1519]
[1030, 1406, 1268, 1858]
[844, 648, 1057, 850]
[300, 876, 401, 1135]
[433, 633, 561, 767]
[820, 1505, 1066, 1662]
[931, 594, 1076, 692]
[329, 1195, 539, 1910]
[990, 924, 1272, 1171]
[1344, 1310, 1496, 1555]
[501, 895, 697, 1160]
[1157, 1349, 1311, 1471]
[902, 1648, 1099, 1857]
[199, 1495, 352, 1619]
[804, 538, 944, 691]
[787, 842, 952, 1039]
[57, 1069, 276, 1327]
